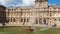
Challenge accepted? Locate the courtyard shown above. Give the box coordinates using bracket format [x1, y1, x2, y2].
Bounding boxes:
[0, 26, 60, 34]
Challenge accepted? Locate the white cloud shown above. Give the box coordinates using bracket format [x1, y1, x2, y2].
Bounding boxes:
[49, 3, 56, 5]
[14, 0, 35, 6]
[0, 0, 35, 7]
[23, 0, 35, 6]
[0, 0, 14, 5]
[52, 3, 56, 5]
[49, 3, 51, 5]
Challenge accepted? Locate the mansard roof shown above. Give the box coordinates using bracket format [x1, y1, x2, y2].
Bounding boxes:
[7, 6, 16, 9]
[7, 6, 34, 9]
[17, 6, 34, 9]
[35, 0, 47, 2]
[0, 5, 6, 8]
[6, 5, 60, 9]
[49, 5, 60, 8]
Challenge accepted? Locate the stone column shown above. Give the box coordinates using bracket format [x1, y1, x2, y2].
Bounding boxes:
[25, 18, 27, 24]
[48, 18, 51, 26]
[26, 18, 27, 23]
[46, 19, 47, 25]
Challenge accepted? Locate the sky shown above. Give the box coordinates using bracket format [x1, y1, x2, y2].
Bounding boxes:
[0, 0, 60, 7]
[48, 0, 60, 5]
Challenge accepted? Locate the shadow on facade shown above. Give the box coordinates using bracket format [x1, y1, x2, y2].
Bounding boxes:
[0, 5, 8, 26]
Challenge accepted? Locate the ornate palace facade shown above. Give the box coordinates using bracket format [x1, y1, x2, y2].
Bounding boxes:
[0, 0, 60, 27]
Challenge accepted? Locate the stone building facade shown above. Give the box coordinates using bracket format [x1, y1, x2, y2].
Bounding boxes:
[0, 0, 60, 27]
[0, 5, 8, 26]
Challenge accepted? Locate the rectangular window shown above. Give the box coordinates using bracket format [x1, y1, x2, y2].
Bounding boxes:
[24, 19, 26, 22]
[21, 18, 23, 22]
[7, 18, 9, 22]
[43, 19, 46, 24]
[13, 18, 15, 22]
[27, 19, 29, 23]
[11, 18, 12, 22]
[36, 19, 38, 24]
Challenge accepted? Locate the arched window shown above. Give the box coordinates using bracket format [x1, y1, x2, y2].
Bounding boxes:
[39, 19, 42, 24]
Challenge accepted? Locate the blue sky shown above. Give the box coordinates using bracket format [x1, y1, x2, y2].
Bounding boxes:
[0, 0, 60, 7]
[48, 0, 60, 5]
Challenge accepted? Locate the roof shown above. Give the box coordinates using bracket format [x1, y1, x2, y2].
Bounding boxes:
[49, 5, 60, 8]
[35, 0, 47, 2]
[17, 6, 34, 9]
[0, 5, 6, 8]
[6, 5, 60, 9]
[7, 6, 34, 9]
[7, 6, 16, 9]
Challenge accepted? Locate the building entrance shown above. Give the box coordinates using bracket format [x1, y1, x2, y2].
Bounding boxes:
[36, 18, 47, 25]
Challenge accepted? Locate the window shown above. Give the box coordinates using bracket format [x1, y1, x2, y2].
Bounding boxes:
[54, 19, 56, 21]
[21, 18, 23, 22]
[59, 19, 60, 21]
[21, 18, 29, 23]
[7, 18, 9, 22]
[11, 18, 12, 22]
[43, 19, 46, 24]
[13, 18, 15, 22]
[36, 19, 38, 24]
[27, 19, 29, 22]
[39, 19, 42, 24]
[24, 19, 26, 22]
[8, 9, 10, 11]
